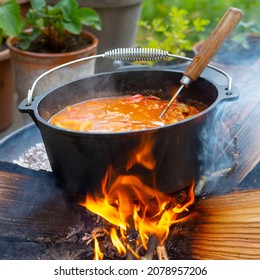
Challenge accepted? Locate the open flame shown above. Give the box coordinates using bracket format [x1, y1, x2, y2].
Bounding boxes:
[81, 136, 195, 259]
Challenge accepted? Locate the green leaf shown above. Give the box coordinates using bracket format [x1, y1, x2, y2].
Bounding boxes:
[154, 25, 166, 33]
[151, 18, 163, 30]
[20, 28, 40, 41]
[62, 17, 82, 34]
[138, 20, 149, 28]
[16, 40, 31, 50]
[193, 18, 210, 32]
[30, 0, 46, 11]
[17, 28, 41, 50]
[25, 9, 42, 28]
[60, 0, 78, 21]
[47, 5, 62, 16]
[0, 1, 22, 37]
[36, 18, 44, 29]
[78, 8, 101, 30]
[169, 7, 187, 19]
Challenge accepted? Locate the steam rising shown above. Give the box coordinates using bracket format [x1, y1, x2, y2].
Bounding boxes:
[198, 46, 260, 194]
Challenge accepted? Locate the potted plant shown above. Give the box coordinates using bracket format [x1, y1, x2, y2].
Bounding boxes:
[0, 0, 22, 130]
[136, 7, 210, 68]
[6, 0, 101, 102]
[49, 0, 144, 73]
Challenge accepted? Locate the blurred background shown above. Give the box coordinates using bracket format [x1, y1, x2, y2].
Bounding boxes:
[136, 0, 260, 46]
[139, 0, 259, 35]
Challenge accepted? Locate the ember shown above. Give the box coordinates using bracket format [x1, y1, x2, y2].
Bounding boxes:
[80, 137, 195, 259]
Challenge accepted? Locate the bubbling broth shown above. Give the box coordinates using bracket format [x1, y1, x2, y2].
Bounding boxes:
[49, 94, 206, 132]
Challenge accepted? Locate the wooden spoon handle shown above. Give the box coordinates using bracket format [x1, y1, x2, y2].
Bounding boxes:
[183, 7, 243, 82]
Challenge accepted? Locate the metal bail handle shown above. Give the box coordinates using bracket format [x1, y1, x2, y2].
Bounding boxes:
[27, 47, 232, 105]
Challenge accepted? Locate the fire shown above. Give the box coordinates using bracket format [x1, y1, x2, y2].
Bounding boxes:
[93, 235, 104, 260]
[110, 227, 127, 255]
[81, 136, 195, 259]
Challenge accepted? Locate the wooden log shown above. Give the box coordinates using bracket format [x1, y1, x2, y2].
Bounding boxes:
[0, 161, 92, 259]
[168, 190, 260, 260]
[0, 161, 83, 240]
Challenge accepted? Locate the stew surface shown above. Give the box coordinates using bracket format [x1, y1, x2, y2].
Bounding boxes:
[49, 94, 205, 132]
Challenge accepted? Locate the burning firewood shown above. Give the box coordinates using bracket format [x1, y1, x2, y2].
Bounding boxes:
[140, 235, 169, 260]
[157, 245, 169, 260]
[0, 162, 259, 259]
[126, 227, 140, 260]
[141, 235, 159, 260]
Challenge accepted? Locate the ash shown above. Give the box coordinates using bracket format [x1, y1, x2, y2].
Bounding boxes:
[13, 142, 52, 172]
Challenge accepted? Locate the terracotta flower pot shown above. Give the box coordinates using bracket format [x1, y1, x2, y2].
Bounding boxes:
[0, 48, 13, 131]
[6, 30, 98, 102]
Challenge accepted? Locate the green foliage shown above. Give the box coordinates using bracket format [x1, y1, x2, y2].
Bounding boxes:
[17, 0, 101, 51]
[139, 0, 260, 38]
[138, 7, 209, 56]
[0, 0, 22, 48]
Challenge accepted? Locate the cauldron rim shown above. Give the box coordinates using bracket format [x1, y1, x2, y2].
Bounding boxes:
[20, 69, 237, 136]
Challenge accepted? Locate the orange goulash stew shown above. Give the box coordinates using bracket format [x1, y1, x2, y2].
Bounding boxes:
[49, 94, 206, 132]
